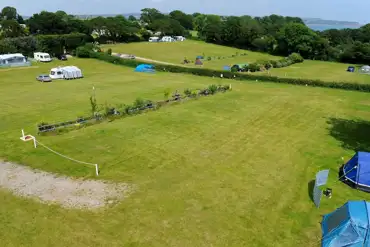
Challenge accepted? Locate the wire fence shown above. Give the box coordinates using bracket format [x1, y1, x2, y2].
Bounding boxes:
[35, 139, 99, 175]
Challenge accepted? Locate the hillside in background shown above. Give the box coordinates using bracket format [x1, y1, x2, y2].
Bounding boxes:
[303, 17, 362, 26]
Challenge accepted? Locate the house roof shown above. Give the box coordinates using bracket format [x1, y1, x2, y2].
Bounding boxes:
[0, 53, 25, 60]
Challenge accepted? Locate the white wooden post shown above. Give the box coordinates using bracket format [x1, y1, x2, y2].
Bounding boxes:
[21, 129, 25, 139]
[95, 164, 99, 176]
[33, 137, 37, 148]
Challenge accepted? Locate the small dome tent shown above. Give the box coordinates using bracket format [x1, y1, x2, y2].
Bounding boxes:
[341, 152, 370, 192]
[195, 58, 203, 65]
[347, 66, 355, 72]
[321, 201, 370, 247]
[134, 64, 155, 73]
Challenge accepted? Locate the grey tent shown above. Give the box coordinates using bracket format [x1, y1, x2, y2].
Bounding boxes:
[360, 65, 370, 74]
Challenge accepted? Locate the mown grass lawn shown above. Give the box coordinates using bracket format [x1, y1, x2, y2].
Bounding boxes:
[2, 58, 370, 246]
[102, 40, 278, 66]
[255, 60, 370, 84]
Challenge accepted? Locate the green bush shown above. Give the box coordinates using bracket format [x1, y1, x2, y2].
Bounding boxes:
[288, 53, 304, 63]
[107, 48, 112, 55]
[248, 63, 260, 72]
[275, 61, 282, 68]
[184, 88, 192, 97]
[270, 60, 277, 68]
[208, 84, 218, 94]
[133, 98, 146, 108]
[76, 46, 92, 58]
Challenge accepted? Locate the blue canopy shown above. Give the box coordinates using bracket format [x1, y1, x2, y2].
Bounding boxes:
[322, 201, 370, 247]
[342, 152, 370, 192]
[135, 64, 155, 73]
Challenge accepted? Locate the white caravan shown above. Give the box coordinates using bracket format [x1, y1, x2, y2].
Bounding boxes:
[160, 36, 175, 42]
[149, 37, 160, 42]
[34, 52, 52, 62]
[49, 66, 83, 80]
[175, 36, 186, 41]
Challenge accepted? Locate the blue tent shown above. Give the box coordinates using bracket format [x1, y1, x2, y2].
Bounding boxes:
[134, 64, 155, 73]
[342, 152, 370, 192]
[322, 201, 370, 247]
[347, 66, 355, 72]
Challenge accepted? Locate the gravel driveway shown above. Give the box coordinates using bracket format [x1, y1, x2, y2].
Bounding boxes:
[0, 161, 131, 209]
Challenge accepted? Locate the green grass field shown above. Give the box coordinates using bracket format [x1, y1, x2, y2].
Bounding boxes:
[2, 58, 370, 246]
[255, 60, 370, 84]
[103, 40, 370, 84]
[102, 40, 278, 67]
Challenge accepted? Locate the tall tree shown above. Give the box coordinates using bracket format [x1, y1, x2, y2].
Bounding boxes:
[128, 15, 137, 22]
[169, 10, 193, 30]
[150, 17, 185, 36]
[140, 8, 164, 25]
[27, 11, 68, 34]
[0, 19, 25, 38]
[276, 23, 318, 57]
[1, 6, 17, 20]
[201, 15, 222, 43]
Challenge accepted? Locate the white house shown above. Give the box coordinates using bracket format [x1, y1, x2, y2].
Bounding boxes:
[0, 53, 30, 68]
[50, 66, 83, 80]
[34, 52, 52, 62]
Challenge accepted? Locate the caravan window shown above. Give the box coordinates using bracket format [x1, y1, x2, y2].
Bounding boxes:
[57, 71, 62, 75]
[50, 71, 55, 75]
[44, 55, 50, 59]
[40, 55, 44, 58]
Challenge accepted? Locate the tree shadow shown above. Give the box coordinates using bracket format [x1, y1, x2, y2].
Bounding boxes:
[308, 180, 315, 202]
[327, 118, 370, 152]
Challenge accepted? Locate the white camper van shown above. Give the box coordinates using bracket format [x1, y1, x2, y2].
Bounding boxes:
[49, 66, 83, 80]
[34, 52, 52, 62]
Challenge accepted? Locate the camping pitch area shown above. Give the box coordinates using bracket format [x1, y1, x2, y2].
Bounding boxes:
[102, 40, 278, 65]
[103, 40, 370, 85]
[3, 58, 370, 246]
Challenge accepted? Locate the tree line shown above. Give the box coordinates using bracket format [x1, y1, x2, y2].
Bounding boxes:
[1, 6, 370, 64]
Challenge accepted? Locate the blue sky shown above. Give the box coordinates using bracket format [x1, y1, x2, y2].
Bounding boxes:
[1, 0, 369, 23]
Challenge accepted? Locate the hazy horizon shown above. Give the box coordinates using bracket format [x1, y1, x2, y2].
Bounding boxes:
[1, 0, 368, 24]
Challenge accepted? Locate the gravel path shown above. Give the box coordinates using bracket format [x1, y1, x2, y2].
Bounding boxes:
[134, 56, 179, 66]
[112, 53, 182, 66]
[0, 162, 131, 209]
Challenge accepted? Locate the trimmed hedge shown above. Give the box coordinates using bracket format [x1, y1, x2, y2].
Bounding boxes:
[245, 53, 304, 72]
[84, 50, 370, 93]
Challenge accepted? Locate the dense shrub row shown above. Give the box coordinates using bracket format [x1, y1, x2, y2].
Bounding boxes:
[37, 84, 231, 134]
[81, 50, 370, 93]
[233, 53, 304, 72]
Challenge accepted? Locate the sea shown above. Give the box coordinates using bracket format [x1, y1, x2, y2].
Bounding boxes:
[306, 24, 362, 31]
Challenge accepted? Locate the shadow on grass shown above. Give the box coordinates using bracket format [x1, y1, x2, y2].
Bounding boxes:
[308, 180, 315, 202]
[327, 118, 370, 152]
